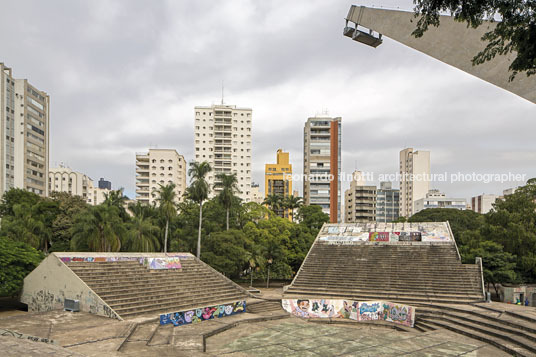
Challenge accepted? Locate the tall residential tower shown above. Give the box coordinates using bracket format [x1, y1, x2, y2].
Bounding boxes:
[303, 116, 341, 222]
[265, 149, 292, 219]
[0, 63, 49, 197]
[194, 104, 252, 202]
[135, 149, 186, 205]
[399, 148, 430, 218]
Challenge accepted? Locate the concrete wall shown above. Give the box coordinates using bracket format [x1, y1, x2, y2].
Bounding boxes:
[345, 6, 536, 104]
[20, 254, 121, 320]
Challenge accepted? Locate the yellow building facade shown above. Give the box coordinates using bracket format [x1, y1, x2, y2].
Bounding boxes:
[265, 149, 292, 219]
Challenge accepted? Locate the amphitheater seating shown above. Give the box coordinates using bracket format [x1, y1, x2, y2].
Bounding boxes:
[284, 242, 484, 304]
[66, 256, 249, 319]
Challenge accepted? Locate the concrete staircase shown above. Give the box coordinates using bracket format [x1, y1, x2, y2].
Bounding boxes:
[284, 242, 485, 304]
[66, 257, 249, 319]
[416, 304, 536, 357]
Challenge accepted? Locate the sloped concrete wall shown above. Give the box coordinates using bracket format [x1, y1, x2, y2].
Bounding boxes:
[346, 6, 536, 104]
[20, 254, 120, 320]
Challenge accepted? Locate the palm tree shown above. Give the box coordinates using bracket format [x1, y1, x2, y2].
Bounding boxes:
[155, 183, 177, 253]
[262, 194, 282, 212]
[187, 161, 212, 258]
[283, 195, 303, 222]
[1, 203, 50, 252]
[263, 194, 284, 216]
[71, 205, 125, 252]
[104, 188, 128, 220]
[125, 202, 160, 252]
[214, 173, 240, 230]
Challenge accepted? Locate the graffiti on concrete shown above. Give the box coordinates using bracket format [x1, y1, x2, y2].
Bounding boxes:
[30, 290, 56, 312]
[282, 299, 415, 327]
[160, 300, 246, 327]
[102, 304, 119, 319]
[147, 257, 181, 270]
[0, 329, 55, 344]
[319, 222, 451, 244]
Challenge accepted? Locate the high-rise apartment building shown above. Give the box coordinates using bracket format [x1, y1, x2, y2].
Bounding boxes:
[399, 148, 430, 218]
[49, 166, 110, 205]
[376, 181, 400, 223]
[135, 149, 186, 206]
[344, 171, 376, 223]
[0, 63, 49, 197]
[194, 104, 252, 202]
[265, 149, 292, 219]
[303, 116, 341, 222]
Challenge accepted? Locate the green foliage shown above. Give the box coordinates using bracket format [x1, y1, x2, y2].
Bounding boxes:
[201, 229, 252, 278]
[124, 202, 161, 252]
[71, 205, 126, 252]
[408, 178, 536, 284]
[0, 237, 43, 297]
[413, 0, 536, 79]
[297, 205, 330, 230]
[214, 173, 240, 230]
[461, 240, 518, 295]
[50, 192, 88, 252]
[155, 183, 178, 253]
[408, 208, 485, 242]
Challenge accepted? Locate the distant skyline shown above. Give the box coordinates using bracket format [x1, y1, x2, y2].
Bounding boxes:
[1, 0, 534, 201]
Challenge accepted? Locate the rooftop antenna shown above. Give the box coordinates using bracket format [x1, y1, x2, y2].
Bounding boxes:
[221, 80, 224, 105]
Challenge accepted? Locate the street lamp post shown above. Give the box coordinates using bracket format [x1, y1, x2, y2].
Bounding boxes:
[266, 258, 273, 289]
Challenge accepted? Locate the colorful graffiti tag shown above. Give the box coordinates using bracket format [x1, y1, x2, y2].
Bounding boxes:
[282, 299, 414, 327]
[160, 300, 246, 327]
[319, 222, 451, 244]
[147, 257, 181, 270]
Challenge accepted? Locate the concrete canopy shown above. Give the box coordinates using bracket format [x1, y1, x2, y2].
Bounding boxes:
[345, 5, 536, 104]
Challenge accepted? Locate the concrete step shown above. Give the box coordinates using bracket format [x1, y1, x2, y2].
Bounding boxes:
[108, 289, 245, 310]
[102, 284, 241, 303]
[291, 279, 482, 290]
[283, 291, 483, 304]
[285, 287, 483, 300]
[288, 284, 482, 297]
[114, 293, 248, 317]
[420, 316, 535, 357]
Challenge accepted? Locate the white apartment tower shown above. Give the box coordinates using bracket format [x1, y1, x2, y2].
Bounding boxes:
[135, 149, 186, 206]
[0, 63, 49, 197]
[194, 104, 252, 201]
[399, 148, 430, 218]
[49, 166, 110, 205]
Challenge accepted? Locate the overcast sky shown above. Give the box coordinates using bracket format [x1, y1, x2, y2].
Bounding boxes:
[1, 0, 534, 201]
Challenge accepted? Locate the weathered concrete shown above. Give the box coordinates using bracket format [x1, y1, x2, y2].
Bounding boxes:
[345, 5, 536, 104]
[20, 254, 120, 320]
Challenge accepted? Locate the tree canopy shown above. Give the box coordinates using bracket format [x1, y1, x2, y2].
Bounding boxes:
[413, 0, 536, 79]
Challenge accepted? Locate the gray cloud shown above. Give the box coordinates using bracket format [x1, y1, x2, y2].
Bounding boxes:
[1, 0, 534, 201]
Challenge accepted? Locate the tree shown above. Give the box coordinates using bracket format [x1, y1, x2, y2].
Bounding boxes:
[0, 203, 52, 253]
[214, 173, 240, 230]
[103, 188, 128, 221]
[201, 229, 252, 278]
[297, 205, 330, 231]
[0, 188, 41, 217]
[71, 205, 126, 252]
[125, 202, 160, 252]
[283, 195, 303, 222]
[49, 192, 88, 252]
[187, 161, 212, 259]
[155, 183, 177, 253]
[413, 0, 536, 79]
[0, 237, 43, 297]
[462, 240, 518, 296]
[263, 194, 284, 215]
